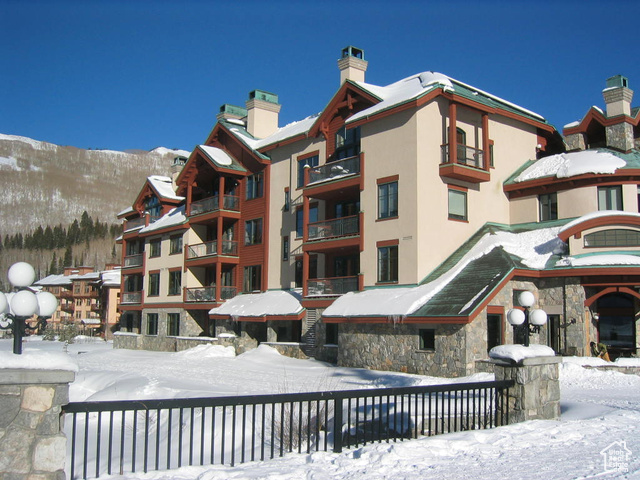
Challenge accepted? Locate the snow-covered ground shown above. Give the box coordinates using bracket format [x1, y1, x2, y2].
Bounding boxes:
[2, 337, 640, 479]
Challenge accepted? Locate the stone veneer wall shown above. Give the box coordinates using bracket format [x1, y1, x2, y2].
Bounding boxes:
[0, 369, 75, 480]
[337, 322, 472, 377]
[493, 356, 561, 423]
[113, 332, 258, 354]
[606, 122, 635, 151]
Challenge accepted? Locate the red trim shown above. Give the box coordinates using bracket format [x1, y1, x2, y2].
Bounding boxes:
[563, 106, 639, 136]
[558, 214, 640, 242]
[447, 184, 468, 192]
[584, 286, 640, 307]
[439, 163, 491, 183]
[487, 305, 504, 314]
[377, 175, 399, 185]
[376, 239, 399, 248]
[322, 316, 471, 324]
[210, 311, 305, 323]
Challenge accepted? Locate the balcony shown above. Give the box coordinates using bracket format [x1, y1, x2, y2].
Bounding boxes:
[123, 253, 143, 269]
[440, 144, 490, 183]
[307, 215, 359, 241]
[307, 155, 360, 186]
[185, 286, 216, 303]
[307, 276, 359, 296]
[60, 300, 74, 312]
[187, 240, 239, 259]
[189, 195, 240, 217]
[121, 292, 142, 304]
[124, 217, 146, 232]
[91, 302, 101, 312]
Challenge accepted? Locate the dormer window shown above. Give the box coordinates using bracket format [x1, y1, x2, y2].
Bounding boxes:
[145, 195, 161, 219]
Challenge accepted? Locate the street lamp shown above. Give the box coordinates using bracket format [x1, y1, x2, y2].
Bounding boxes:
[0, 262, 58, 354]
[507, 290, 547, 347]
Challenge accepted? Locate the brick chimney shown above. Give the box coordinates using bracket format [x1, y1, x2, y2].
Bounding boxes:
[245, 90, 281, 139]
[603, 75, 635, 151]
[338, 46, 368, 85]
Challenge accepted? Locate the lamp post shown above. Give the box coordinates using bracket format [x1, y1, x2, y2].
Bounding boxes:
[0, 262, 58, 354]
[506, 290, 548, 347]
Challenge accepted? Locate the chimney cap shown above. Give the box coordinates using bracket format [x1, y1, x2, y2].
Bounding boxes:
[606, 75, 629, 89]
[248, 90, 279, 105]
[219, 104, 248, 117]
[341, 46, 365, 60]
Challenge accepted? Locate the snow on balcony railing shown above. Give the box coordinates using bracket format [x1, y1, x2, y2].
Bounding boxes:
[307, 155, 360, 186]
[187, 240, 238, 259]
[123, 253, 143, 268]
[307, 276, 359, 296]
[307, 215, 359, 241]
[121, 292, 142, 304]
[190, 195, 240, 216]
[441, 144, 485, 169]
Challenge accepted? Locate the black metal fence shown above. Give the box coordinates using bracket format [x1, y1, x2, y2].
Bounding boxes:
[62, 379, 514, 479]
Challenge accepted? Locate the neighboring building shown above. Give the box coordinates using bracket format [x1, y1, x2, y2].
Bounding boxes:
[115, 49, 640, 376]
[36, 266, 121, 338]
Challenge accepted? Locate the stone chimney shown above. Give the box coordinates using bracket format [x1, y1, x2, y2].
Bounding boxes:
[603, 75, 635, 152]
[217, 104, 248, 123]
[338, 46, 368, 85]
[245, 90, 281, 139]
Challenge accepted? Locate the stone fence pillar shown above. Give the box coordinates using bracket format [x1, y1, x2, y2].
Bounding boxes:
[0, 369, 75, 480]
[492, 356, 561, 424]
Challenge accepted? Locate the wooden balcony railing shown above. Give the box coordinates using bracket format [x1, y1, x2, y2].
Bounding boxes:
[307, 276, 359, 296]
[307, 155, 360, 186]
[185, 286, 217, 303]
[124, 217, 146, 232]
[307, 215, 359, 241]
[187, 240, 238, 259]
[189, 195, 240, 216]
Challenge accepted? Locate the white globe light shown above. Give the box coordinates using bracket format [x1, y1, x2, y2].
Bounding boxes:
[10, 290, 39, 317]
[507, 308, 525, 326]
[37, 291, 58, 317]
[8, 262, 36, 288]
[0, 293, 7, 314]
[530, 309, 548, 326]
[518, 291, 535, 308]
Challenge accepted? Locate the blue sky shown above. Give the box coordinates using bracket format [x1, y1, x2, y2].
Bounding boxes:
[2, 0, 639, 152]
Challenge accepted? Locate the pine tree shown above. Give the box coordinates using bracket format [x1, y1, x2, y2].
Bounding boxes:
[63, 246, 72, 269]
[49, 252, 58, 275]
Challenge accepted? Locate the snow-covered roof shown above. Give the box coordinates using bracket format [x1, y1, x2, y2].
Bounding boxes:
[559, 211, 640, 234]
[100, 269, 121, 287]
[35, 274, 71, 286]
[209, 290, 303, 318]
[225, 114, 320, 151]
[148, 175, 183, 201]
[324, 224, 566, 319]
[557, 253, 640, 268]
[513, 150, 626, 183]
[198, 145, 234, 167]
[139, 205, 187, 233]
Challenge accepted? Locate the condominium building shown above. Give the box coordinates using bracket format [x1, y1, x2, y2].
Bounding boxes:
[116, 48, 640, 376]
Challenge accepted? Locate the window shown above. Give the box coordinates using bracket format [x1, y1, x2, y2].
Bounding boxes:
[283, 236, 289, 261]
[335, 126, 360, 160]
[378, 181, 398, 219]
[419, 329, 435, 350]
[456, 128, 467, 162]
[167, 313, 180, 336]
[149, 239, 161, 257]
[145, 195, 161, 218]
[297, 154, 319, 188]
[246, 172, 264, 200]
[168, 270, 181, 296]
[243, 265, 261, 292]
[146, 313, 158, 336]
[598, 186, 623, 210]
[284, 188, 290, 211]
[326, 323, 338, 345]
[244, 218, 263, 245]
[296, 205, 318, 238]
[169, 235, 183, 255]
[148, 272, 160, 296]
[539, 192, 558, 221]
[448, 189, 467, 221]
[377, 244, 398, 283]
[584, 229, 640, 247]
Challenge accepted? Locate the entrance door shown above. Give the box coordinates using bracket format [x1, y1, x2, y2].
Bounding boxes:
[548, 315, 561, 354]
[597, 293, 636, 359]
[487, 314, 502, 353]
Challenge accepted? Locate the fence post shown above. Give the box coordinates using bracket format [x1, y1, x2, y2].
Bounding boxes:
[492, 356, 561, 424]
[333, 397, 343, 453]
[0, 368, 75, 479]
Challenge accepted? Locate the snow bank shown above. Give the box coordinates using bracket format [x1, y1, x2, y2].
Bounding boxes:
[174, 344, 236, 359]
[209, 290, 303, 317]
[0, 350, 78, 372]
[489, 344, 555, 362]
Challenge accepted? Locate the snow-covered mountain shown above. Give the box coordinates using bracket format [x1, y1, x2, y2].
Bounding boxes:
[0, 134, 189, 236]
